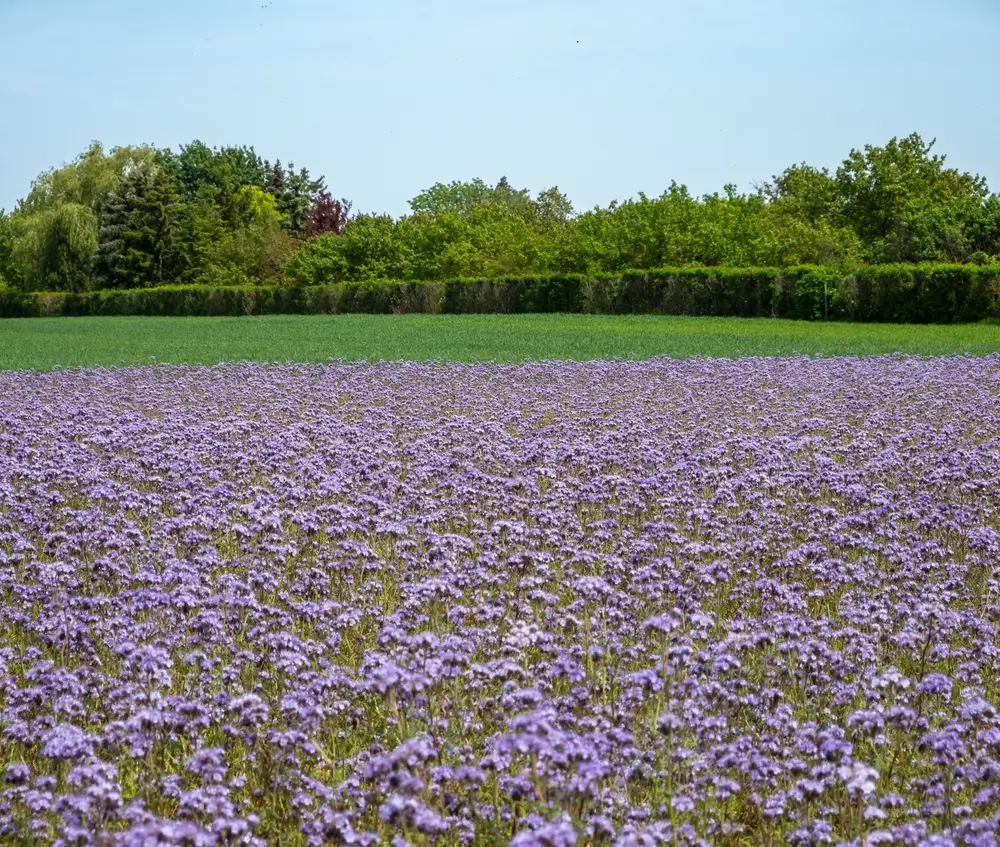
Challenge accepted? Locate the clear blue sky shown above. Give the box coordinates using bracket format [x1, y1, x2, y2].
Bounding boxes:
[1, 0, 998, 216]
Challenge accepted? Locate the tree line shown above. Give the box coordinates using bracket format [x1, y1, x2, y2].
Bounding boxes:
[1, 133, 998, 293]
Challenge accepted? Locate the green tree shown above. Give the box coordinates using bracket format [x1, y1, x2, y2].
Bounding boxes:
[286, 214, 413, 284]
[763, 164, 839, 226]
[11, 141, 157, 290]
[441, 203, 554, 277]
[273, 164, 325, 237]
[18, 141, 158, 216]
[198, 222, 296, 287]
[409, 177, 535, 218]
[195, 184, 294, 286]
[96, 164, 184, 288]
[834, 133, 989, 260]
[0, 210, 17, 288]
[569, 183, 702, 271]
[752, 205, 861, 266]
[535, 186, 574, 226]
[968, 194, 1000, 260]
[265, 160, 287, 204]
[12, 203, 98, 291]
[157, 141, 269, 207]
[230, 185, 285, 229]
[404, 178, 573, 277]
[400, 212, 462, 280]
[166, 180, 284, 286]
[880, 197, 982, 263]
[409, 178, 497, 217]
[168, 191, 227, 285]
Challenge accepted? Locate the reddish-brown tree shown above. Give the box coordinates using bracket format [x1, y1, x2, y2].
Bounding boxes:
[305, 190, 351, 238]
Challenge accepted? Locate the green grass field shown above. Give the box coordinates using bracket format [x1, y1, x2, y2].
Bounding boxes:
[2, 314, 1000, 370]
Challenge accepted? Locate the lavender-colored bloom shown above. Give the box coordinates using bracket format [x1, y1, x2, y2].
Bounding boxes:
[511, 816, 578, 847]
[0, 357, 998, 844]
[40, 725, 92, 761]
[918, 674, 955, 698]
[3, 764, 29, 786]
[838, 761, 879, 797]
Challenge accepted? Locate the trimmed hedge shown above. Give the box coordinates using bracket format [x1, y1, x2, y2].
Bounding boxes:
[1, 265, 998, 322]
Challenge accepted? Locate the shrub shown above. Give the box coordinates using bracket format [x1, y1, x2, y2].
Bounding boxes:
[1, 266, 997, 322]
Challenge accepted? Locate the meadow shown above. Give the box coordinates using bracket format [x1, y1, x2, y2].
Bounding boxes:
[2, 314, 1000, 370]
[1, 356, 999, 846]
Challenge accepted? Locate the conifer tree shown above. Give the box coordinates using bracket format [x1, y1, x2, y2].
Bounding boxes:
[96, 165, 182, 288]
[265, 160, 287, 204]
[272, 163, 325, 237]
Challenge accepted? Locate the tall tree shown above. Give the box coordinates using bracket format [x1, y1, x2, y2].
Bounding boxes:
[155, 141, 216, 204]
[409, 177, 535, 218]
[172, 192, 227, 284]
[12, 203, 98, 292]
[763, 164, 839, 225]
[230, 185, 285, 229]
[835, 133, 988, 259]
[409, 178, 494, 217]
[18, 141, 158, 216]
[198, 222, 296, 287]
[0, 210, 17, 287]
[969, 194, 1000, 260]
[157, 140, 268, 206]
[96, 164, 183, 288]
[286, 214, 413, 284]
[274, 164, 325, 237]
[305, 190, 351, 238]
[534, 186, 574, 225]
[10, 142, 158, 291]
[265, 160, 288, 206]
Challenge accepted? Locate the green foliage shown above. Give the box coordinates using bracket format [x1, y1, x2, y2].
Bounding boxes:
[155, 143, 323, 238]
[834, 133, 990, 262]
[156, 141, 268, 206]
[4, 265, 998, 324]
[276, 164, 325, 237]
[976, 195, 1000, 257]
[197, 222, 297, 288]
[165, 193, 225, 286]
[263, 160, 326, 237]
[287, 204, 565, 286]
[0, 210, 17, 289]
[229, 185, 285, 230]
[6, 132, 1000, 296]
[96, 164, 184, 289]
[764, 164, 840, 223]
[569, 182, 864, 272]
[409, 177, 529, 217]
[17, 141, 158, 216]
[287, 215, 414, 284]
[400, 178, 573, 278]
[11, 203, 99, 292]
[10, 142, 158, 292]
[147, 148, 322, 284]
[422, 204, 556, 279]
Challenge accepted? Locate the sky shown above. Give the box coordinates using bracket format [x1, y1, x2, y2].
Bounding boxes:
[1, 0, 998, 217]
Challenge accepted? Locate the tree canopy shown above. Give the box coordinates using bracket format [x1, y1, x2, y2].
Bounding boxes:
[2, 133, 997, 294]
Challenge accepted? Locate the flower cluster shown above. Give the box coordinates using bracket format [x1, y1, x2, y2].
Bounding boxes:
[1, 356, 999, 846]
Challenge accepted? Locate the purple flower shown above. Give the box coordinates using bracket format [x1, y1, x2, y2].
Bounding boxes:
[0, 357, 999, 843]
[838, 761, 879, 797]
[511, 816, 578, 847]
[40, 724, 92, 761]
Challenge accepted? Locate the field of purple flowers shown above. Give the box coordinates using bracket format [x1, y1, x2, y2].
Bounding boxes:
[1, 356, 999, 847]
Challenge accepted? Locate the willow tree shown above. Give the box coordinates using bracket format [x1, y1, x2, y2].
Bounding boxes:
[12, 203, 98, 292]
